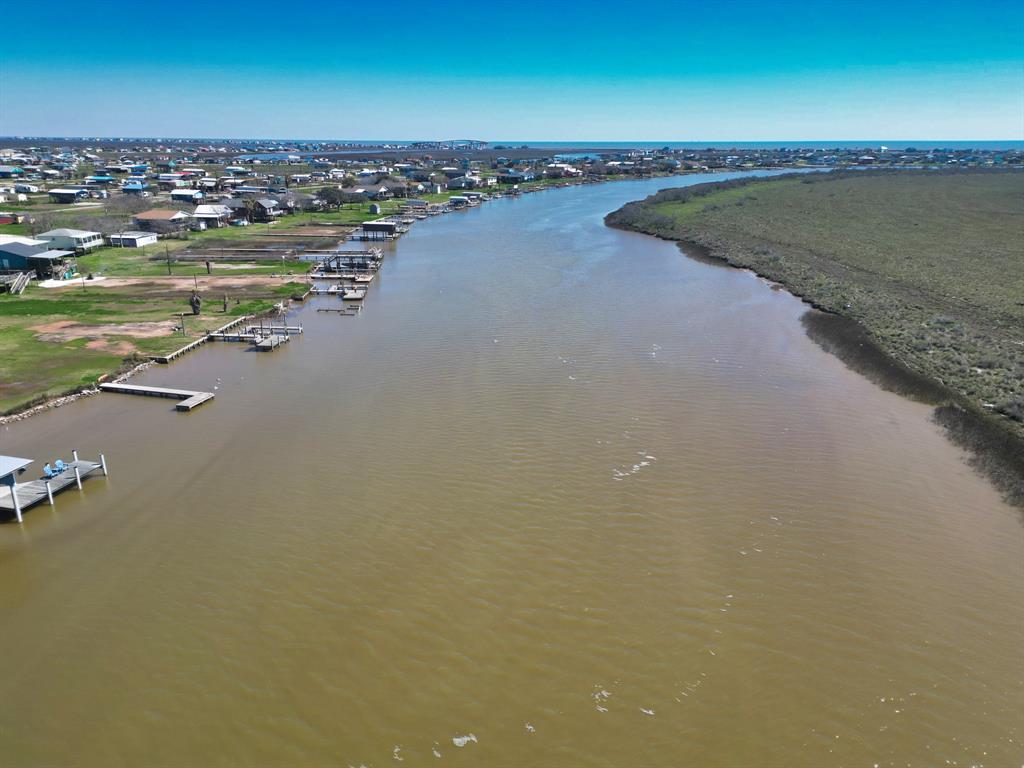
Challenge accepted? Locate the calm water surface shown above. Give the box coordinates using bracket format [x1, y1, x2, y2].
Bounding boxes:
[1, 173, 1021, 767]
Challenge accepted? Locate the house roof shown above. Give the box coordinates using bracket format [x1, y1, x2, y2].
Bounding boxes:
[109, 231, 155, 239]
[48, 188, 87, 195]
[0, 242, 45, 257]
[193, 204, 231, 217]
[39, 228, 102, 238]
[0, 242, 72, 260]
[0, 235, 44, 247]
[135, 209, 190, 220]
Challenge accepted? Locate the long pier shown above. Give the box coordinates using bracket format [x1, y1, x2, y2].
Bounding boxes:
[99, 382, 215, 411]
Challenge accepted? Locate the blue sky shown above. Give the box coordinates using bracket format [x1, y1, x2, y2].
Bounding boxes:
[1, 0, 1021, 140]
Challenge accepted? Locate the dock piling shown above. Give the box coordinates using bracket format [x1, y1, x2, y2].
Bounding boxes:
[100, 454, 108, 476]
[74, 466, 82, 490]
[45, 481, 54, 506]
[11, 486, 22, 523]
[72, 449, 79, 462]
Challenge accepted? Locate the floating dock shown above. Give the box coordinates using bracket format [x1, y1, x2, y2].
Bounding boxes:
[99, 382, 215, 411]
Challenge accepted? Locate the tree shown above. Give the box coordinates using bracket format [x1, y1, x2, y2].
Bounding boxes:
[316, 186, 345, 209]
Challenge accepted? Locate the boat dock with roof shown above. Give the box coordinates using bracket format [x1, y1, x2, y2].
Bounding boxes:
[1, 452, 108, 523]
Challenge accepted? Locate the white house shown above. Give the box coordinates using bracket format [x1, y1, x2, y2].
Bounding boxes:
[107, 231, 158, 248]
[37, 228, 104, 252]
[192, 204, 232, 227]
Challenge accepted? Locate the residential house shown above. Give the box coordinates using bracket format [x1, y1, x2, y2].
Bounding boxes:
[0, 166, 24, 178]
[121, 181, 151, 196]
[0, 211, 27, 225]
[157, 173, 188, 189]
[191, 204, 233, 228]
[37, 228, 104, 253]
[133, 209, 192, 233]
[498, 170, 534, 184]
[0, 241, 75, 278]
[170, 189, 204, 204]
[221, 198, 251, 222]
[251, 198, 283, 222]
[48, 188, 89, 204]
[446, 175, 481, 190]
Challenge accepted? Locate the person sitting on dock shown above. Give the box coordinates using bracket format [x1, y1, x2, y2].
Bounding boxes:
[54, 459, 67, 473]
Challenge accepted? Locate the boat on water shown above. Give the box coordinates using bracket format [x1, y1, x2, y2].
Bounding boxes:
[342, 287, 366, 300]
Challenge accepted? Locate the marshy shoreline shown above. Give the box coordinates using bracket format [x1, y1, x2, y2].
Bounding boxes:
[606, 175, 1024, 508]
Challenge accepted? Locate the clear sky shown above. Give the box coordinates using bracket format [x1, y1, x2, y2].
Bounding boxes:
[1, 0, 1021, 140]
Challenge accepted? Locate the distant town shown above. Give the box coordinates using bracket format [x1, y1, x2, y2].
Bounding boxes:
[2, 139, 1020, 280]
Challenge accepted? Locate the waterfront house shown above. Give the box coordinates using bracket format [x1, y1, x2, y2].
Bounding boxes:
[107, 231, 158, 248]
[0, 241, 75, 278]
[498, 170, 534, 184]
[447, 175, 483, 190]
[0, 166, 24, 178]
[37, 228, 104, 253]
[134, 209, 192, 233]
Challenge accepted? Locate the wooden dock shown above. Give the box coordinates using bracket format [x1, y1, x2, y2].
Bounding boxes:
[149, 315, 250, 363]
[0, 455, 107, 521]
[99, 382, 215, 411]
[253, 334, 289, 351]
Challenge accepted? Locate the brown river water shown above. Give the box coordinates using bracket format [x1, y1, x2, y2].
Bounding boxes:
[1, 173, 1021, 767]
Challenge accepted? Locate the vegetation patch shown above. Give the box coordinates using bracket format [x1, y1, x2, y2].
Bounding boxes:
[607, 169, 1024, 505]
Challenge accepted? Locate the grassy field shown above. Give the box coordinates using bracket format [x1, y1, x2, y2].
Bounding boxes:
[607, 169, 1024, 502]
[0, 279, 305, 412]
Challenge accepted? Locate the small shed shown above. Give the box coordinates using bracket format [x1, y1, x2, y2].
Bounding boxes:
[107, 231, 158, 248]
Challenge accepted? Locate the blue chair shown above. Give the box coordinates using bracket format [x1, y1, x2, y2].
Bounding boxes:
[42, 464, 55, 479]
[54, 459, 68, 473]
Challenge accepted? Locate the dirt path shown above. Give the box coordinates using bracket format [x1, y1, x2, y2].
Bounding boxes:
[41, 275, 307, 290]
